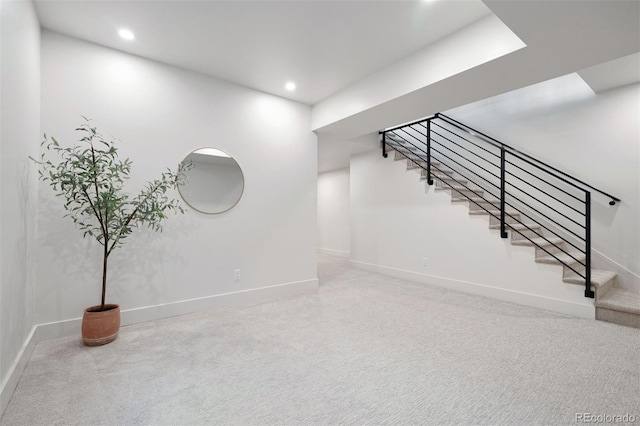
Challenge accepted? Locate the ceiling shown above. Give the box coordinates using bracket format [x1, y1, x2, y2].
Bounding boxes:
[33, 0, 640, 174]
[34, 0, 491, 106]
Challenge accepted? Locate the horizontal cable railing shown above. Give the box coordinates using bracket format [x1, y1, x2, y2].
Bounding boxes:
[380, 114, 621, 298]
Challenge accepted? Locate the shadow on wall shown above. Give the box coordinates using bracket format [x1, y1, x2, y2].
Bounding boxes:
[36, 186, 195, 318]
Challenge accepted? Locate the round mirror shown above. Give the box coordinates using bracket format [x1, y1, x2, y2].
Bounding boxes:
[178, 148, 244, 214]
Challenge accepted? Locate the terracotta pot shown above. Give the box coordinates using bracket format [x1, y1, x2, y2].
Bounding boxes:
[81, 304, 120, 346]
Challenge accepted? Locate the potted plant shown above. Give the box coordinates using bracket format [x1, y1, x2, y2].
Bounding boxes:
[32, 118, 188, 346]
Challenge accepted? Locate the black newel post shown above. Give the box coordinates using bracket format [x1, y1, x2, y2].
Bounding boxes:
[426, 120, 434, 185]
[585, 191, 594, 298]
[500, 147, 507, 238]
[382, 132, 388, 158]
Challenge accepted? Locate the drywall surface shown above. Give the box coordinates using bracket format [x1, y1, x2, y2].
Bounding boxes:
[446, 78, 640, 291]
[312, 1, 638, 141]
[0, 0, 40, 411]
[317, 168, 350, 257]
[38, 31, 317, 325]
[311, 14, 524, 133]
[350, 149, 593, 316]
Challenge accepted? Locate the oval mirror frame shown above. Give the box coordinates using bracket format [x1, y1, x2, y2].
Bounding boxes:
[178, 147, 245, 214]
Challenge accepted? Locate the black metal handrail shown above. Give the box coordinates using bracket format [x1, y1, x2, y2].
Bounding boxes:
[380, 115, 621, 298]
[436, 114, 620, 206]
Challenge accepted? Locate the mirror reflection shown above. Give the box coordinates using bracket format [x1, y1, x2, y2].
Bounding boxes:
[179, 148, 244, 214]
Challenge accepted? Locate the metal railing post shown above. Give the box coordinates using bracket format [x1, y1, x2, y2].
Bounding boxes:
[585, 191, 594, 298]
[426, 120, 433, 185]
[500, 147, 507, 238]
[382, 132, 388, 158]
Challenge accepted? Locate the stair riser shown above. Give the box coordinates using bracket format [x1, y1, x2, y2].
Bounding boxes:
[422, 169, 455, 178]
[393, 151, 406, 161]
[596, 308, 640, 328]
[595, 278, 614, 298]
[510, 227, 543, 242]
[450, 189, 484, 200]
[435, 179, 468, 188]
[421, 173, 455, 181]
[407, 160, 428, 169]
[468, 201, 500, 212]
[489, 214, 521, 226]
[394, 150, 424, 161]
[563, 262, 586, 277]
[534, 242, 567, 258]
[562, 265, 616, 297]
[562, 274, 614, 296]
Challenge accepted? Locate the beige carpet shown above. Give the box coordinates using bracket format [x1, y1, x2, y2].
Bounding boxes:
[1, 254, 639, 425]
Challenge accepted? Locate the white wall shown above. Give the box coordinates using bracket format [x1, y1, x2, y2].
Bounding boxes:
[447, 77, 640, 290]
[38, 31, 317, 326]
[350, 149, 594, 317]
[317, 168, 350, 257]
[0, 0, 40, 413]
[311, 14, 525, 135]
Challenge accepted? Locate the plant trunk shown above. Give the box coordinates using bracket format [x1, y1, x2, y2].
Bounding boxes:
[101, 243, 108, 310]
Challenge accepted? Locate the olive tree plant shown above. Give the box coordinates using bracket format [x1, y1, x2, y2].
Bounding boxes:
[32, 118, 188, 311]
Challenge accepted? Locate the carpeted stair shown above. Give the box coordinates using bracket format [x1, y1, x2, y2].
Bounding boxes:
[386, 142, 640, 328]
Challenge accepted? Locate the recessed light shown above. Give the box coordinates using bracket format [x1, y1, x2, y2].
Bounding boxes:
[285, 82, 296, 91]
[118, 29, 135, 41]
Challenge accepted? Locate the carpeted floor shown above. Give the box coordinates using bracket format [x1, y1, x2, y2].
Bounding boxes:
[2, 254, 639, 425]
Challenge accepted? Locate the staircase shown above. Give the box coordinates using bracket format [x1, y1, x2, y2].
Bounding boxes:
[382, 113, 639, 328]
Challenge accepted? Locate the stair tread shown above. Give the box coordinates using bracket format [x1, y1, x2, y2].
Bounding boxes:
[468, 198, 500, 205]
[435, 180, 469, 188]
[535, 252, 586, 265]
[490, 223, 540, 230]
[435, 175, 463, 181]
[429, 170, 455, 175]
[596, 288, 640, 314]
[481, 209, 519, 215]
[509, 223, 541, 230]
[511, 236, 564, 247]
[439, 185, 482, 192]
[467, 196, 498, 201]
[420, 172, 455, 180]
[407, 160, 437, 167]
[563, 269, 617, 287]
[467, 200, 499, 207]
[470, 209, 519, 216]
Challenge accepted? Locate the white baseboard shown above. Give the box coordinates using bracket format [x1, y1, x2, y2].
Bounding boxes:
[0, 326, 38, 417]
[1, 278, 318, 417]
[350, 260, 595, 319]
[318, 248, 350, 258]
[120, 278, 319, 326]
[36, 278, 319, 340]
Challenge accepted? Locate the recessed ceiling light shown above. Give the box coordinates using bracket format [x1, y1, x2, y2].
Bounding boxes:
[285, 82, 296, 91]
[118, 29, 135, 41]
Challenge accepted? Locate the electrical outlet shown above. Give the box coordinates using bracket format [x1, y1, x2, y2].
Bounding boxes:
[234, 269, 241, 281]
[421, 257, 428, 267]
